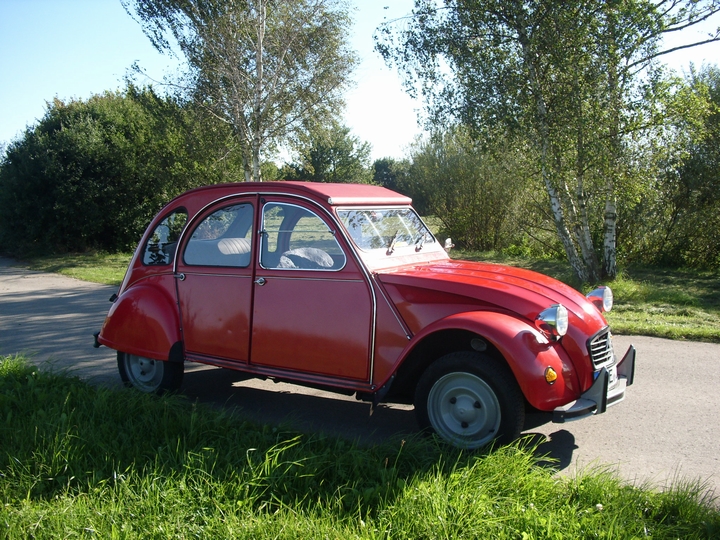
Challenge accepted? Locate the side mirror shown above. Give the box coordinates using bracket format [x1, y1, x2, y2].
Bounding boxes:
[444, 238, 455, 252]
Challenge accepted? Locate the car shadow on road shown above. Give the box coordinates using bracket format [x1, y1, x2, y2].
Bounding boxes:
[179, 366, 419, 446]
[177, 366, 579, 469]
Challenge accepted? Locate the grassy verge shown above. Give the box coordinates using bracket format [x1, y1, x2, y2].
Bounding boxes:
[456, 250, 720, 343]
[16, 252, 132, 286]
[1, 355, 718, 539]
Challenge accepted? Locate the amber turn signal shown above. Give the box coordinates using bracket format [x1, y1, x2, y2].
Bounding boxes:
[544, 367, 558, 385]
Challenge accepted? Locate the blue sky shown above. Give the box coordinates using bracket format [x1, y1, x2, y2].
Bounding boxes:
[1, 0, 718, 161]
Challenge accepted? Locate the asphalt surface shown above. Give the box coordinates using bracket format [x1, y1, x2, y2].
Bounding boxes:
[1, 256, 718, 497]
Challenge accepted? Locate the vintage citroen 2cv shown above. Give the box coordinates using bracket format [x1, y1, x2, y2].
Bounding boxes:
[96, 181, 635, 448]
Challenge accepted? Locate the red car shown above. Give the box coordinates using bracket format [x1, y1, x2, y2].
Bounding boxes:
[95, 181, 635, 449]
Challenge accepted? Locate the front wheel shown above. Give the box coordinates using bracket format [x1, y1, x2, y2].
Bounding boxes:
[117, 352, 183, 394]
[414, 351, 525, 449]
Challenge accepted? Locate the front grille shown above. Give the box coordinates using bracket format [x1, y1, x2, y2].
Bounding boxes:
[588, 328, 615, 369]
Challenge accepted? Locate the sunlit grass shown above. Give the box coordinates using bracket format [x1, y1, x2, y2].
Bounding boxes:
[2, 355, 718, 539]
[16, 251, 132, 285]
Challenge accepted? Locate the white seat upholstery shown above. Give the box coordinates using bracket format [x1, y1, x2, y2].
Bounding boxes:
[218, 237, 251, 255]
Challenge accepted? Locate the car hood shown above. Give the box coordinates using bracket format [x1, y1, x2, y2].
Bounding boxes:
[376, 259, 608, 335]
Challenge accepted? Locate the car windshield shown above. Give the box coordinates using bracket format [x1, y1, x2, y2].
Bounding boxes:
[337, 208, 435, 253]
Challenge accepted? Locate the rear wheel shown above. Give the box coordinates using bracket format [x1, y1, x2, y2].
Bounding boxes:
[414, 351, 525, 449]
[117, 352, 183, 394]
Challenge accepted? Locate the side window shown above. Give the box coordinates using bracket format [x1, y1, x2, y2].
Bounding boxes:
[260, 203, 346, 270]
[143, 209, 188, 265]
[183, 203, 253, 267]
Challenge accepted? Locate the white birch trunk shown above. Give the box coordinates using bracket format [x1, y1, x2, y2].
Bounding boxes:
[603, 196, 617, 278]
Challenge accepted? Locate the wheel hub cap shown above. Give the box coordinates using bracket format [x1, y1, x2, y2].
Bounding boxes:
[427, 372, 501, 449]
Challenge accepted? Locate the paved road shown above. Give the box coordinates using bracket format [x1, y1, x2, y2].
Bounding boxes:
[1, 257, 718, 497]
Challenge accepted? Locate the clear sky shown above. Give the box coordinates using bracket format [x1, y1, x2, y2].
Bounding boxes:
[1, 0, 718, 162]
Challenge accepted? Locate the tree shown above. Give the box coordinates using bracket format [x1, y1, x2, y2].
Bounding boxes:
[280, 123, 373, 183]
[123, 0, 357, 182]
[377, 0, 720, 282]
[405, 127, 533, 251]
[625, 64, 720, 268]
[372, 157, 411, 193]
[0, 87, 242, 255]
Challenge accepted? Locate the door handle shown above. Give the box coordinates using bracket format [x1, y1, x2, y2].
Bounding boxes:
[175, 273, 186, 281]
[254, 277, 266, 286]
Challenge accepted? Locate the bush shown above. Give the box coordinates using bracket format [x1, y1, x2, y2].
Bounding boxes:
[401, 128, 540, 252]
[0, 86, 242, 255]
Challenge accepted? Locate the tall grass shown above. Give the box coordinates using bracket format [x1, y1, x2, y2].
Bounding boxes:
[2, 355, 718, 538]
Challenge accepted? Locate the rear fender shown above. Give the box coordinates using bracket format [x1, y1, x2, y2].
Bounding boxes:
[400, 311, 582, 411]
[97, 284, 181, 361]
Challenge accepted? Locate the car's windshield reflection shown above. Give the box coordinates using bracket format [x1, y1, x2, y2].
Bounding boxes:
[338, 208, 435, 253]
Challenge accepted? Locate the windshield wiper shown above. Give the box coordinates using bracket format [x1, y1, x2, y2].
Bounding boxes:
[386, 230, 399, 255]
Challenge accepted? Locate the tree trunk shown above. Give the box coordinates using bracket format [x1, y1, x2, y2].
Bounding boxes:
[602, 4, 621, 279]
[519, 24, 591, 283]
[603, 196, 618, 278]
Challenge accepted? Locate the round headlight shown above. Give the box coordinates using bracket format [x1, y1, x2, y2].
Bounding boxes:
[535, 304, 569, 338]
[586, 286, 613, 312]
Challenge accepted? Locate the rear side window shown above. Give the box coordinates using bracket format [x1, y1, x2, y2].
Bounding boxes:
[143, 209, 188, 265]
[183, 203, 254, 267]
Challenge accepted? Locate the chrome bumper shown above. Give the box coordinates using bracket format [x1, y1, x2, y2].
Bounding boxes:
[553, 344, 636, 423]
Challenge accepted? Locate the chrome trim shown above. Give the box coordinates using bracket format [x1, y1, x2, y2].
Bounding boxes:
[586, 286, 613, 312]
[535, 304, 568, 338]
[587, 327, 615, 369]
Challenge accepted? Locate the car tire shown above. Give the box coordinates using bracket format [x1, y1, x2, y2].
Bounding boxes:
[414, 351, 525, 449]
[117, 351, 183, 394]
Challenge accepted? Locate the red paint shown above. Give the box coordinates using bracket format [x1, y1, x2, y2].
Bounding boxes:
[98, 181, 630, 415]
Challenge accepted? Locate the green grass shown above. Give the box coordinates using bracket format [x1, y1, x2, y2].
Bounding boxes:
[17, 251, 132, 285]
[2, 355, 718, 539]
[455, 250, 720, 343]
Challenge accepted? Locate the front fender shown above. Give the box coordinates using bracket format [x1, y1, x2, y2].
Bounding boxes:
[402, 311, 583, 411]
[97, 282, 181, 361]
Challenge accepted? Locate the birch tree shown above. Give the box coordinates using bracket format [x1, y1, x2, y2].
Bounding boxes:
[123, 0, 357, 181]
[377, 0, 720, 281]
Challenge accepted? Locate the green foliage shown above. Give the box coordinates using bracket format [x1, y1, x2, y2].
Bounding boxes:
[622, 65, 720, 269]
[0, 86, 242, 256]
[402, 127, 536, 251]
[123, 0, 357, 181]
[280, 123, 372, 184]
[372, 157, 411, 193]
[1, 355, 718, 538]
[377, 0, 720, 281]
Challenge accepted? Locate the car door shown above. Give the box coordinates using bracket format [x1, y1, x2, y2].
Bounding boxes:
[250, 199, 373, 381]
[175, 198, 255, 365]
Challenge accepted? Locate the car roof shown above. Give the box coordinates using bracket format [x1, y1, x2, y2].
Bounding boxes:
[172, 181, 412, 210]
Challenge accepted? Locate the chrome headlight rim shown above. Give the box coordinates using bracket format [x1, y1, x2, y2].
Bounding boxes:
[587, 286, 613, 312]
[535, 304, 569, 339]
